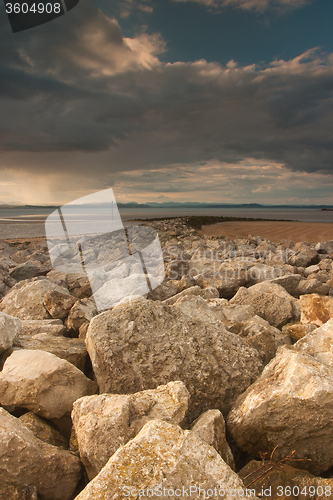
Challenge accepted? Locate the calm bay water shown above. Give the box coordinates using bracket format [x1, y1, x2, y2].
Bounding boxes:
[0, 206, 332, 239]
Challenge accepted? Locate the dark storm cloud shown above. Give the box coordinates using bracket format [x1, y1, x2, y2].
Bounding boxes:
[0, 0, 332, 175]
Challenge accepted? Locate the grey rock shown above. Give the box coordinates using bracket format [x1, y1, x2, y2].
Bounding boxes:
[43, 290, 77, 319]
[86, 299, 263, 422]
[0, 278, 70, 320]
[19, 411, 68, 448]
[75, 419, 257, 500]
[0, 408, 81, 500]
[0, 349, 97, 419]
[228, 347, 333, 475]
[230, 282, 299, 328]
[72, 381, 189, 479]
[0, 312, 21, 353]
[190, 409, 235, 470]
[13, 333, 87, 371]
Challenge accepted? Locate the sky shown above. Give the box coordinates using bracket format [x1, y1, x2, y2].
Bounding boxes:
[0, 0, 333, 205]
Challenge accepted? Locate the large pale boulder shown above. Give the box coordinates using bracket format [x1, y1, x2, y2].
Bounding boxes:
[72, 381, 189, 479]
[0, 408, 82, 500]
[75, 419, 258, 500]
[300, 293, 333, 326]
[190, 409, 235, 470]
[86, 299, 263, 421]
[227, 347, 333, 475]
[0, 278, 71, 320]
[0, 312, 21, 354]
[230, 282, 299, 328]
[0, 350, 97, 418]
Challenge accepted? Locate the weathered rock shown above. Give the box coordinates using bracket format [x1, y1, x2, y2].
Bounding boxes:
[163, 285, 218, 305]
[0, 278, 70, 320]
[11, 249, 33, 264]
[315, 240, 333, 254]
[230, 282, 299, 328]
[177, 274, 197, 292]
[173, 294, 222, 324]
[295, 278, 329, 296]
[238, 460, 333, 500]
[227, 314, 291, 364]
[300, 293, 333, 326]
[72, 381, 189, 479]
[43, 290, 77, 319]
[0, 312, 21, 353]
[13, 333, 87, 371]
[282, 322, 317, 342]
[269, 274, 302, 296]
[66, 273, 92, 299]
[9, 262, 47, 281]
[19, 411, 68, 448]
[0, 408, 82, 500]
[75, 419, 257, 500]
[227, 347, 333, 475]
[0, 349, 97, 418]
[190, 409, 235, 470]
[20, 318, 68, 336]
[294, 319, 333, 367]
[304, 264, 320, 277]
[146, 279, 179, 301]
[46, 269, 68, 289]
[66, 298, 97, 333]
[86, 299, 263, 421]
[288, 249, 318, 267]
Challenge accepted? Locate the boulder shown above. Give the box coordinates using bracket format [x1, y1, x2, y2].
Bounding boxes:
[295, 279, 329, 296]
[300, 294, 333, 326]
[74, 419, 258, 500]
[0, 408, 82, 500]
[146, 279, 179, 301]
[288, 249, 318, 267]
[294, 319, 333, 367]
[282, 322, 316, 342]
[230, 282, 299, 328]
[269, 274, 302, 296]
[227, 314, 291, 364]
[227, 347, 333, 475]
[0, 349, 97, 419]
[20, 318, 68, 337]
[13, 333, 87, 371]
[315, 241, 333, 254]
[0, 278, 70, 320]
[72, 381, 189, 479]
[304, 264, 320, 277]
[19, 411, 68, 448]
[86, 299, 263, 421]
[43, 290, 77, 319]
[0, 312, 21, 354]
[190, 409, 235, 470]
[66, 297, 97, 333]
[66, 273, 92, 299]
[163, 285, 218, 305]
[9, 262, 47, 281]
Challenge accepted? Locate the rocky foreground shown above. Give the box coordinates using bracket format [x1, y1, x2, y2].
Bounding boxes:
[1, 218, 333, 499]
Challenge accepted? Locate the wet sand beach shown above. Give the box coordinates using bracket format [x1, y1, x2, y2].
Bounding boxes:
[200, 221, 333, 244]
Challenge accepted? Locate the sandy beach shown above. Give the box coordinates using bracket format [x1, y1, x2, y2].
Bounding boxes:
[200, 221, 333, 244]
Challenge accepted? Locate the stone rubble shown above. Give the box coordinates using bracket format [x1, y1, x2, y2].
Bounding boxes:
[0, 223, 333, 498]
